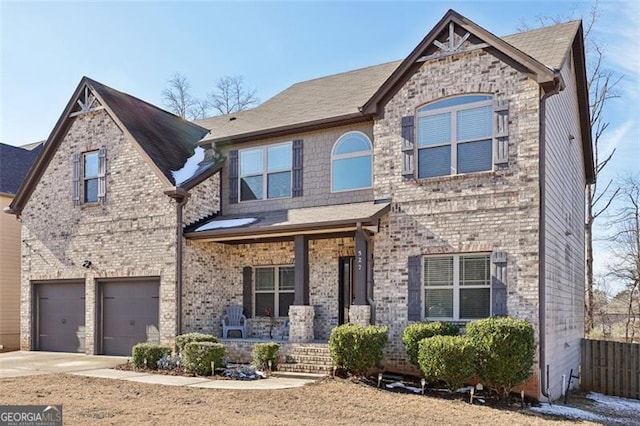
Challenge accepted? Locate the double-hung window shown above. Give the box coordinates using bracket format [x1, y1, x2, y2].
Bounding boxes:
[240, 143, 292, 201]
[83, 151, 99, 203]
[424, 253, 491, 320]
[254, 266, 295, 317]
[417, 95, 493, 178]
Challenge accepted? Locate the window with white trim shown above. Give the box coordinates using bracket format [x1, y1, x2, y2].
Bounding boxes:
[83, 151, 99, 203]
[240, 142, 292, 201]
[331, 131, 372, 192]
[254, 266, 295, 317]
[424, 253, 491, 320]
[417, 95, 493, 178]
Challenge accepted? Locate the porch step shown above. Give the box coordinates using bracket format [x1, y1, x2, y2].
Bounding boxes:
[277, 343, 333, 375]
[277, 362, 333, 375]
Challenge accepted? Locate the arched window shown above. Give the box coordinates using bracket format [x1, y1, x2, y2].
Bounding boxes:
[416, 95, 493, 178]
[331, 132, 373, 192]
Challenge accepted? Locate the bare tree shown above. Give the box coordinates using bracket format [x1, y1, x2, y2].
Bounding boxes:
[519, 1, 622, 333]
[162, 73, 199, 119]
[605, 175, 640, 342]
[208, 75, 258, 115]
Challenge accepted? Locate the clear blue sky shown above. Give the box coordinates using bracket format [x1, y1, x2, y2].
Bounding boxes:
[1, 0, 638, 286]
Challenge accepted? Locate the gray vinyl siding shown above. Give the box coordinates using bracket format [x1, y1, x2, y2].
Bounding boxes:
[543, 52, 587, 400]
[218, 122, 374, 216]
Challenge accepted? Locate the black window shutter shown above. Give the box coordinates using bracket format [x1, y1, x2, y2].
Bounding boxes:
[401, 116, 415, 178]
[72, 153, 81, 206]
[493, 100, 509, 166]
[242, 266, 253, 318]
[229, 149, 239, 204]
[491, 251, 508, 316]
[407, 255, 422, 321]
[292, 139, 303, 197]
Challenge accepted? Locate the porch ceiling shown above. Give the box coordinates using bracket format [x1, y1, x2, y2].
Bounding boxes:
[184, 201, 390, 243]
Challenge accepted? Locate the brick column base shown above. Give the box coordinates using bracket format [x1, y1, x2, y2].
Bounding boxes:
[348, 305, 371, 326]
[288, 305, 315, 342]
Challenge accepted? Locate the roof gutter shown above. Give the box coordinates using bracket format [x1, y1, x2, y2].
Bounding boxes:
[538, 75, 563, 400]
[164, 187, 189, 338]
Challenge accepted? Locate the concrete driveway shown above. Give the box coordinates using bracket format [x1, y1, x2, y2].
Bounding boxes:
[0, 351, 126, 378]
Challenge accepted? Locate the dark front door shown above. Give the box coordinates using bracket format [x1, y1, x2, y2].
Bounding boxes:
[100, 280, 160, 356]
[36, 281, 85, 352]
[338, 257, 354, 325]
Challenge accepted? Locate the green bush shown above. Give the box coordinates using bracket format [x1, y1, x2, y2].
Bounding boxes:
[417, 335, 475, 391]
[175, 332, 218, 353]
[329, 324, 388, 376]
[466, 317, 535, 396]
[182, 341, 226, 376]
[252, 342, 280, 370]
[402, 322, 460, 365]
[131, 343, 171, 369]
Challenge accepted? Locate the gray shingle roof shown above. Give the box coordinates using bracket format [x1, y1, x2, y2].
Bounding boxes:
[185, 201, 390, 241]
[196, 20, 580, 143]
[503, 20, 580, 71]
[0, 143, 42, 195]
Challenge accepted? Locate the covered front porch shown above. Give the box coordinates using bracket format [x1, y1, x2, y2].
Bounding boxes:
[182, 201, 390, 343]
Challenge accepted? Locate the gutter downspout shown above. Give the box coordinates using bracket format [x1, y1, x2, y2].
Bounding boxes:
[539, 76, 563, 401]
[165, 188, 190, 338]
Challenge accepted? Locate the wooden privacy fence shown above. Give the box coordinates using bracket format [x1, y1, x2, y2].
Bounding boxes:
[581, 338, 640, 399]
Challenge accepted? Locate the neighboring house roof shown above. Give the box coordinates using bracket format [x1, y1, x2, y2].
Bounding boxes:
[184, 201, 390, 242]
[7, 77, 220, 215]
[0, 143, 42, 196]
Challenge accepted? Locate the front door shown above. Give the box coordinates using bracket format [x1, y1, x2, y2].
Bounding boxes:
[338, 257, 354, 325]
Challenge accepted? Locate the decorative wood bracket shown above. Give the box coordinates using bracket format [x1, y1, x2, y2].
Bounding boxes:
[417, 22, 486, 63]
[70, 86, 104, 117]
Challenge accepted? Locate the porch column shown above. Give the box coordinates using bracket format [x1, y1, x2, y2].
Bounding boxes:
[353, 229, 368, 305]
[294, 235, 309, 305]
[350, 229, 371, 326]
[290, 235, 314, 342]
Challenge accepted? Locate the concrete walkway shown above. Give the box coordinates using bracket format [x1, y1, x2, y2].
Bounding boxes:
[0, 351, 316, 389]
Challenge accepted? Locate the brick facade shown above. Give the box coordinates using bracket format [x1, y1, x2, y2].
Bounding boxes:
[182, 237, 354, 340]
[20, 109, 178, 352]
[370, 49, 542, 373]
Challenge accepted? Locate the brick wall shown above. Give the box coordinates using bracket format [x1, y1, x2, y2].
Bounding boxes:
[20, 109, 178, 353]
[371, 49, 543, 373]
[182, 236, 354, 340]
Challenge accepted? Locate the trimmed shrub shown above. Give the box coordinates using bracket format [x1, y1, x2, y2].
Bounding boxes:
[329, 324, 388, 376]
[252, 342, 280, 370]
[182, 341, 226, 376]
[402, 322, 460, 365]
[157, 352, 180, 370]
[417, 335, 475, 391]
[466, 317, 535, 396]
[175, 332, 218, 353]
[131, 343, 171, 370]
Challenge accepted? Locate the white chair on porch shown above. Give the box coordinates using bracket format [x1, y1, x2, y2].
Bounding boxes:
[221, 305, 247, 338]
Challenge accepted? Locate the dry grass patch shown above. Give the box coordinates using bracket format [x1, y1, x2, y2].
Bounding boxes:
[0, 374, 596, 425]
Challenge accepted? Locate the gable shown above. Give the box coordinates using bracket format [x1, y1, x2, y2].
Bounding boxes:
[7, 77, 216, 215]
[362, 10, 558, 116]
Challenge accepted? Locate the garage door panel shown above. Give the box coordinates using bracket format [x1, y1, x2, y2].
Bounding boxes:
[36, 282, 85, 353]
[101, 280, 160, 356]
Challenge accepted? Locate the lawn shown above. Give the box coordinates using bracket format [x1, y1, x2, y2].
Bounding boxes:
[0, 374, 598, 425]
